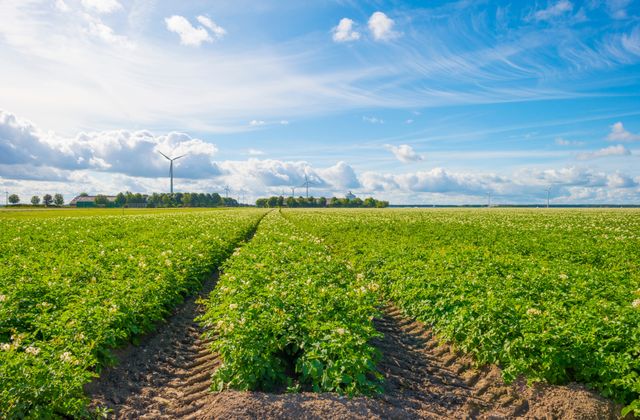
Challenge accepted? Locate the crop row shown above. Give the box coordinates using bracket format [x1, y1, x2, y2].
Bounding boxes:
[284, 208, 640, 415]
[199, 210, 382, 395]
[0, 209, 265, 418]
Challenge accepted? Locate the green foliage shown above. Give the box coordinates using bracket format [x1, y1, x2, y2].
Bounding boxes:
[255, 196, 388, 208]
[200, 211, 382, 395]
[0, 209, 265, 418]
[53, 194, 64, 207]
[42, 194, 53, 206]
[285, 208, 640, 415]
[8, 194, 19, 204]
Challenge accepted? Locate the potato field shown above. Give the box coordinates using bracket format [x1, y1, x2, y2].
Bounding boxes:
[0, 208, 637, 418]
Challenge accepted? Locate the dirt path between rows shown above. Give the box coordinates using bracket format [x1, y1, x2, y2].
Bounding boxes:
[87, 295, 621, 419]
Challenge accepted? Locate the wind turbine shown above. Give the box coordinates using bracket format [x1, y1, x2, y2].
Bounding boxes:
[159, 151, 186, 194]
[299, 174, 310, 198]
[545, 186, 551, 208]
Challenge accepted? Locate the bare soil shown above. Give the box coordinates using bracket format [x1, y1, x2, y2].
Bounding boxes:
[87, 289, 622, 420]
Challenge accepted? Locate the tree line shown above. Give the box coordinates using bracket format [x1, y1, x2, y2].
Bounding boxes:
[255, 196, 389, 208]
[99, 192, 239, 208]
[6, 194, 65, 206]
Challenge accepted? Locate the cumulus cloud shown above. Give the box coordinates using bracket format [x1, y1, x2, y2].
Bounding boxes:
[532, 0, 573, 21]
[196, 15, 226, 40]
[332, 18, 360, 42]
[361, 167, 490, 195]
[247, 148, 265, 156]
[607, 172, 637, 188]
[316, 161, 360, 189]
[368, 12, 399, 41]
[165, 15, 212, 46]
[215, 159, 357, 193]
[363, 116, 383, 124]
[249, 120, 265, 126]
[385, 144, 424, 163]
[0, 110, 220, 179]
[81, 0, 122, 14]
[577, 145, 631, 160]
[607, 121, 640, 142]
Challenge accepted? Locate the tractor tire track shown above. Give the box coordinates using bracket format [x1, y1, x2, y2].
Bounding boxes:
[87, 300, 621, 419]
[87, 275, 221, 419]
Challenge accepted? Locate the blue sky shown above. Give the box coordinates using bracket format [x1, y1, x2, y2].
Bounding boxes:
[1, 0, 639, 204]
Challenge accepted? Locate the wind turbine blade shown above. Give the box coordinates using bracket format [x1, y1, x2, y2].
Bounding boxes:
[173, 154, 187, 161]
[158, 151, 171, 160]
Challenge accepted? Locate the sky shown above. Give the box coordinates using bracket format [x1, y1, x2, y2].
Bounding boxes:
[1, 0, 639, 205]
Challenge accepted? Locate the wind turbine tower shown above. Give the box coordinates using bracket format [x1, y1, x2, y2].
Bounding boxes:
[545, 187, 551, 208]
[159, 151, 186, 194]
[301, 174, 310, 198]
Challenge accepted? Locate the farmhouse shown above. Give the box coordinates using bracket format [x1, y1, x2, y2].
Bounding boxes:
[69, 195, 117, 208]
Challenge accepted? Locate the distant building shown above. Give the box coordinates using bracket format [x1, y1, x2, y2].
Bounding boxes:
[69, 195, 117, 208]
[345, 191, 356, 200]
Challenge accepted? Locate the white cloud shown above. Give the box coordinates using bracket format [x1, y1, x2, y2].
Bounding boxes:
[84, 14, 133, 48]
[361, 167, 488, 195]
[165, 15, 211, 47]
[606, 0, 632, 19]
[532, 1, 573, 21]
[55, 0, 70, 12]
[607, 172, 637, 188]
[368, 12, 399, 41]
[332, 18, 360, 42]
[196, 15, 226, 40]
[247, 149, 265, 156]
[385, 144, 424, 163]
[555, 137, 585, 146]
[363, 116, 383, 124]
[249, 120, 265, 126]
[607, 121, 640, 142]
[621, 26, 640, 56]
[81, 0, 122, 14]
[0, 109, 220, 179]
[316, 161, 360, 189]
[280, 120, 289, 125]
[577, 144, 631, 160]
[405, 119, 414, 124]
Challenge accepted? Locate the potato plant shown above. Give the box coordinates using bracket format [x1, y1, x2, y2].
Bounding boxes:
[0, 209, 265, 418]
[200, 211, 382, 395]
[285, 208, 640, 415]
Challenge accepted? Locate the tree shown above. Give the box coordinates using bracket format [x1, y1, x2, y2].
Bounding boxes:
[79, 192, 89, 197]
[42, 194, 53, 206]
[31, 196, 41, 206]
[182, 193, 192, 207]
[8, 194, 19, 205]
[115, 192, 126, 207]
[94, 195, 109, 206]
[54, 194, 64, 206]
[267, 196, 278, 207]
